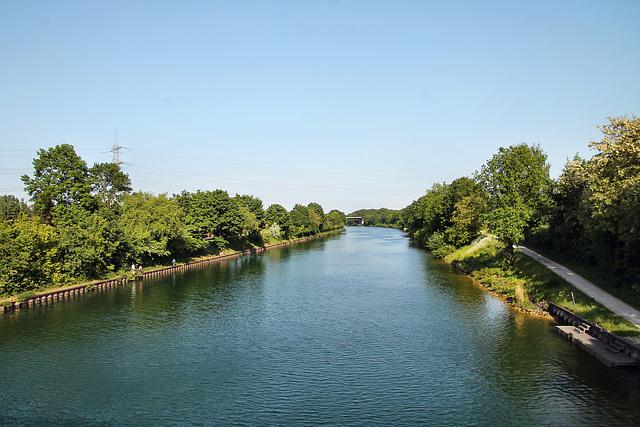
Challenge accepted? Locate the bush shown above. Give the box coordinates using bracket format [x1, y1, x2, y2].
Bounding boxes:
[16, 290, 36, 301]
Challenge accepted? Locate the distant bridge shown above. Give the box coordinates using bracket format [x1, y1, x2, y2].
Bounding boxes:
[345, 216, 364, 225]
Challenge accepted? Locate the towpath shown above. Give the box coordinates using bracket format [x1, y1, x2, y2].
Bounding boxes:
[517, 246, 640, 330]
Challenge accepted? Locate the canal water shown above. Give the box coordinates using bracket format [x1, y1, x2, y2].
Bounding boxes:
[1, 227, 640, 425]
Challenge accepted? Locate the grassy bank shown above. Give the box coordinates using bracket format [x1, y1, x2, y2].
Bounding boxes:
[445, 235, 640, 337]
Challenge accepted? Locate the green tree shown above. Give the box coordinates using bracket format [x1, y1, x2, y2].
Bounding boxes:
[0, 195, 29, 222]
[52, 205, 120, 279]
[326, 209, 346, 231]
[90, 162, 132, 208]
[175, 190, 243, 238]
[476, 143, 552, 261]
[446, 192, 487, 246]
[546, 156, 589, 256]
[581, 116, 640, 280]
[21, 144, 95, 221]
[265, 204, 291, 237]
[307, 202, 324, 234]
[0, 214, 66, 295]
[235, 194, 265, 229]
[119, 192, 203, 264]
[290, 204, 312, 237]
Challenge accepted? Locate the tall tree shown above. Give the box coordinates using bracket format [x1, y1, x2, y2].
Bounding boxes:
[52, 205, 120, 279]
[175, 190, 243, 238]
[476, 143, 552, 261]
[234, 194, 265, 229]
[265, 204, 291, 237]
[90, 162, 132, 208]
[0, 214, 66, 295]
[21, 144, 95, 221]
[119, 192, 203, 264]
[0, 195, 29, 222]
[289, 204, 312, 237]
[582, 116, 640, 279]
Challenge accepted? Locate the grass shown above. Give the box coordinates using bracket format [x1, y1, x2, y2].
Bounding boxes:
[525, 243, 640, 312]
[446, 235, 640, 337]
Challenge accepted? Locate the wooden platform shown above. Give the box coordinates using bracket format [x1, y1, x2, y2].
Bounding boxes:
[556, 325, 640, 368]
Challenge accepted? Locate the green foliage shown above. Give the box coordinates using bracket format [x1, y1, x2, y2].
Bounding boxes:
[21, 144, 95, 220]
[175, 190, 243, 238]
[325, 209, 346, 231]
[52, 205, 119, 279]
[16, 290, 36, 301]
[543, 116, 640, 285]
[235, 194, 265, 229]
[0, 214, 69, 296]
[0, 195, 30, 222]
[119, 192, 203, 264]
[348, 208, 401, 228]
[90, 162, 132, 208]
[476, 143, 552, 261]
[425, 232, 455, 259]
[289, 204, 312, 237]
[265, 204, 291, 237]
[308, 202, 324, 234]
[446, 193, 487, 246]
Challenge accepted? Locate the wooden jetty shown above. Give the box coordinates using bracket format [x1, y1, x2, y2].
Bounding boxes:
[548, 301, 640, 368]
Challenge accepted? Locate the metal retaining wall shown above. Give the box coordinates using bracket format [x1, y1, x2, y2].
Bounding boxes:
[2, 231, 341, 313]
[547, 300, 640, 363]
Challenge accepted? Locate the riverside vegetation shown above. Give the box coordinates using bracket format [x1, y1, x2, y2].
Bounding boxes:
[0, 146, 346, 301]
[347, 116, 640, 336]
[2, 115, 639, 336]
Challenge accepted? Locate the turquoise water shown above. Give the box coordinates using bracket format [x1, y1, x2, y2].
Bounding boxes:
[1, 227, 639, 425]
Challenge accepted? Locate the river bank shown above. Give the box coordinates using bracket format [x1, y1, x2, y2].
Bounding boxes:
[1, 229, 344, 311]
[441, 235, 640, 337]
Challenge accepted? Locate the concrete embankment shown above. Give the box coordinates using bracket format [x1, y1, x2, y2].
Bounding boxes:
[548, 301, 640, 368]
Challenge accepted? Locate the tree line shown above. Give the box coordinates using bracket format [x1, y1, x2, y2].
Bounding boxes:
[351, 116, 640, 287]
[0, 144, 346, 296]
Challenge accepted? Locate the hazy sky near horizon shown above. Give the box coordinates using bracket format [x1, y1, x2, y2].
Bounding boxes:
[1, 0, 639, 213]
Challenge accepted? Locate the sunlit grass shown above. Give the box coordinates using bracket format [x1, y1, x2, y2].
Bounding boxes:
[446, 235, 640, 337]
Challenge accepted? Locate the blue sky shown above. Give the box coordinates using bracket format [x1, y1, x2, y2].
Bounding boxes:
[1, 0, 639, 213]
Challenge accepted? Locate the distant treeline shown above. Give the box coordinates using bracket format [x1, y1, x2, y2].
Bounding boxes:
[0, 144, 345, 296]
[352, 116, 640, 286]
[346, 208, 403, 228]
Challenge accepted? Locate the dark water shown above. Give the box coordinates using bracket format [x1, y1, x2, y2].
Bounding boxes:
[1, 227, 639, 426]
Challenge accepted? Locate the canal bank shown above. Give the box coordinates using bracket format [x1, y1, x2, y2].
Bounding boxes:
[1, 229, 344, 313]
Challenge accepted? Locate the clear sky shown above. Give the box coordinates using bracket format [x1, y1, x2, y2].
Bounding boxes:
[1, 0, 639, 213]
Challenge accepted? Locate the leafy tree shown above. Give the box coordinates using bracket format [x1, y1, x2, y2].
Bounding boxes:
[545, 156, 590, 256]
[265, 204, 291, 237]
[446, 192, 487, 246]
[326, 209, 346, 231]
[119, 192, 203, 264]
[235, 194, 265, 229]
[289, 204, 312, 237]
[476, 143, 552, 261]
[0, 195, 29, 222]
[90, 162, 132, 208]
[0, 214, 66, 295]
[581, 116, 640, 279]
[307, 202, 324, 234]
[52, 205, 119, 279]
[237, 204, 260, 237]
[174, 190, 243, 238]
[21, 144, 95, 221]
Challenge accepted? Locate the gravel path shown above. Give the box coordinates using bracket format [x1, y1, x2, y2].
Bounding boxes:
[518, 246, 640, 330]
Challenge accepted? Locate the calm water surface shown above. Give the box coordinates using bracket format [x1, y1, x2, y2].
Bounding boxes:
[1, 227, 640, 425]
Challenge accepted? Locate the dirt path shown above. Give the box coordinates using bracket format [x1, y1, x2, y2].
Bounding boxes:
[518, 246, 640, 330]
